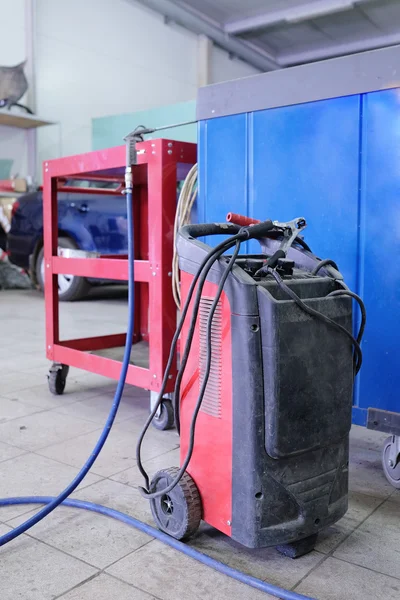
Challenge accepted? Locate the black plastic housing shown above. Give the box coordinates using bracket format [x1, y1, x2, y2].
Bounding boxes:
[177, 228, 354, 548]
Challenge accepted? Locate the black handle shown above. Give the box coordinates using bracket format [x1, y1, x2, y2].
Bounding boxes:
[181, 223, 241, 239]
[245, 220, 274, 239]
[181, 220, 275, 241]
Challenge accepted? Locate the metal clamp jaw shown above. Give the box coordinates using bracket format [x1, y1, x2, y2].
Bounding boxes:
[272, 217, 307, 254]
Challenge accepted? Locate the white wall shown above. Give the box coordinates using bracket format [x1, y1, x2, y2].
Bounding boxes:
[1, 0, 261, 178]
[0, 0, 29, 178]
[211, 46, 260, 84]
[35, 0, 199, 167]
[35, 0, 261, 169]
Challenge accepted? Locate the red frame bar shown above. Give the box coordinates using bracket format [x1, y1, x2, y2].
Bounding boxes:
[43, 138, 197, 393]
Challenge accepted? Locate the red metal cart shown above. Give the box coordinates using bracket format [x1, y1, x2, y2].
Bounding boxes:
[43, 138, 196, 429]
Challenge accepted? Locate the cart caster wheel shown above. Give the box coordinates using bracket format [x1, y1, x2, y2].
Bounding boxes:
[382, 436, 400, 489]
[48, 364, 69, 395]
[152, 399, 174, 431]
[150, 467, 202, 540]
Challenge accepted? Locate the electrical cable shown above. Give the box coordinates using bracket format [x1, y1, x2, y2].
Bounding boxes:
[0, 186, 136, 548]
[311, 258, 339, 275]
[172, 163, 198, 307]
[135, 231, 246, 489]
[0, 497, 316, 600]
[327, 289, 366, 344]
[267, 267, 363, 374]
[139, 241, 241, 500]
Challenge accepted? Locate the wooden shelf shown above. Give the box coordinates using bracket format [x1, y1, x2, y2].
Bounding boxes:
[0, 110, 53, 129]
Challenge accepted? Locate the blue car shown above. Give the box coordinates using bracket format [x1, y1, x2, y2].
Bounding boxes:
[8, 181, 128, 301]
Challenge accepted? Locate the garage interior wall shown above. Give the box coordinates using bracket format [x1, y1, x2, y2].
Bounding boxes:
[0, 0, 29, 178]
[0, 0, 260, 181]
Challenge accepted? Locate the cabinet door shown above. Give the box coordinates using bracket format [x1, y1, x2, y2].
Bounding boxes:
[251, 95, 361, 291]
[358, 89, 400, 413]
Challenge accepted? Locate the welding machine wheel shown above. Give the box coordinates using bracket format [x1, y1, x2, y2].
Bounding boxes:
[152, 398, 175, 431]
[150, 467, 202, 540]
[47, 363, 69, 395]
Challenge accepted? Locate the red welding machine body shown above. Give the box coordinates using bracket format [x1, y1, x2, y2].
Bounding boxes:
[177, 227, 354, 550]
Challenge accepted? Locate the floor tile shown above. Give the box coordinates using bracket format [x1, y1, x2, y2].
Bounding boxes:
[108, 539, 278, 600]
[8, 504, 152, 569]
[192, 523, 323, 589]
[1, 380, 102, 409]
[295, 556, 400, 600]
[72, 478, 154, 524]
[51, 393, 146, 425]
[0, 395, 45, 422]
[388, 489, 400, 504]
[0, 440, 26, 463]
[36, 421, 178, 479]
[35, 426, 136, 477]
[111, 448, 180, 487]
[57, 573, 156, 599]
[315, 491, 382, 554]
[350, 424, 389, 453]
[0, 409, 99, 451]
[0, 453, 101, 520]
[0, 369, 50, 395]
[116, 416, 180, 450]
[0, 523, 97, 600]
[349, 444, 394, 499]
[333, 499, 400, 579]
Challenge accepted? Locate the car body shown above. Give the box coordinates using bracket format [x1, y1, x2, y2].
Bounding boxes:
[8, 184, 128, 300]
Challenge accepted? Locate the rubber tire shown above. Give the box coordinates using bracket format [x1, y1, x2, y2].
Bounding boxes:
[36, 237, 90, 301]
[152, 399, 175, 431]
[150, 467, 202, 540]
[48, 370, 67, 395]
[382, 436, 400, 489]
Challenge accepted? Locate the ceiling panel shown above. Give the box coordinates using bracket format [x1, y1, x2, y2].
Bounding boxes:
[149, 0, 400, 68]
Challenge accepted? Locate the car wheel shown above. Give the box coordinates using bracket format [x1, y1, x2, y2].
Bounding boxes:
[36, 237, 91, 301]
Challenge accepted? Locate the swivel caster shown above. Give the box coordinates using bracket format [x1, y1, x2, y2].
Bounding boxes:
[152, 398, 175, 431]
[150, 467, 202, 540]
[47, 363, 69, 395]
[382, 435, 400, 489]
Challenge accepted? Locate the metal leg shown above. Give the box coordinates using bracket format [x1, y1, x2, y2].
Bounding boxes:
[150, 391, 161, 418]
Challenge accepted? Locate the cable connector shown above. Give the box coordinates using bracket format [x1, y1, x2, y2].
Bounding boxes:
[125, 166, 133, 192]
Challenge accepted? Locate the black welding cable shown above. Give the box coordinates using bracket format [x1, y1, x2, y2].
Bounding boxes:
[311, 258, 339, 275]
[135, 233, 245, 488]
[139, 241, 242, 500]
[268, 267, 363, 374]
[327, 289, 366, 344]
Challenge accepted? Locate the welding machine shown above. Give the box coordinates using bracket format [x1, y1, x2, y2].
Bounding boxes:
[137, 217, 364, 557]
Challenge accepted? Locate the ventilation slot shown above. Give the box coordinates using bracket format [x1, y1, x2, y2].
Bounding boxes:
[199, 296, 222, 418]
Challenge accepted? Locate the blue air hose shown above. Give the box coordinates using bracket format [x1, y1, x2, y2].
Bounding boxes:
[0, 179, 316, 600]
[0, 186, 136, 547]
[0, 497, 316, 600]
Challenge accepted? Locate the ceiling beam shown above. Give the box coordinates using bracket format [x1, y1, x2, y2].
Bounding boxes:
[131, 0, 279, 71]
[224, 0, 372, 35]
[279, 31, 400, 66]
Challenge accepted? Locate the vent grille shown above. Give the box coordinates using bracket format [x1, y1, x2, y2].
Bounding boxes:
[199, 297, 222, 418]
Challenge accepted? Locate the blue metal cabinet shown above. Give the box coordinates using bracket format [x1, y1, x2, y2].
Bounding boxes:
[197, 87, 400, 433]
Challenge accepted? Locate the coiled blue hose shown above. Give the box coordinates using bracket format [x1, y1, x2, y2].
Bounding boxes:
[0, 497, 316, 600]
[0, 185, 316, 600]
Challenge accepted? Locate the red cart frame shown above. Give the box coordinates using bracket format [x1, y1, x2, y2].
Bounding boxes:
[43, 138, 196, 396]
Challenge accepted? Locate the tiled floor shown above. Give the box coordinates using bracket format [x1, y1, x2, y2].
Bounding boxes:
[0, 289, 399, 600]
